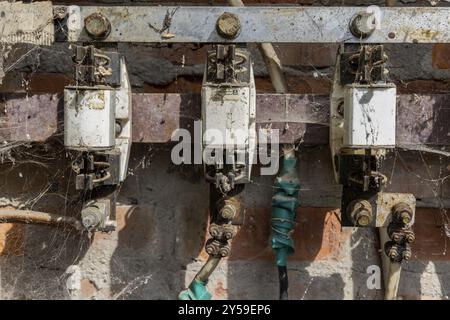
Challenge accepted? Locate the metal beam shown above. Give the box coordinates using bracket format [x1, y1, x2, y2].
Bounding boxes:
[2, 4, 449, 45]
[65, 6, 450, 44]
[1, 93, 448, 145]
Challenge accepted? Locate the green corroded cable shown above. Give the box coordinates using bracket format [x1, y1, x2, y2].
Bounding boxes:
[271, 148, 300, 267]
[178, 256, 221, 300]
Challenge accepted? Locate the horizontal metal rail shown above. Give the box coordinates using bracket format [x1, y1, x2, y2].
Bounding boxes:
[1, 3, 450, 44]
[0, 93, 448, 145]
[66, 6, 450, 43]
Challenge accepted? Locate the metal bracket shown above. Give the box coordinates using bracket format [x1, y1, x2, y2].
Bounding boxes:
[3, 4, 450, 45]
[66, 6, 450, 44]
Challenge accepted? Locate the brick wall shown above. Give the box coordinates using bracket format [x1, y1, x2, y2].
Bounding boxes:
[0, 1, 449, 300]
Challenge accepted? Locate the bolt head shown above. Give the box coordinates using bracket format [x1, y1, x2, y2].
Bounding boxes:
[393, 234, 401, 242]
[221, 204, 237, 220]
[224, 232, 233, 240]
[388, 249, 398, 259]
[350, 12, 377, 39]
[216, 12, 241, 39]
[84, 13, 111, 40]
[205, 245, 215, 255]
[219, 247, 230, 257]
[403, 250, 411, 261]
[406, 234, 415, 243]
[400, 212, 412, 225]
[356, 212, 371, 226]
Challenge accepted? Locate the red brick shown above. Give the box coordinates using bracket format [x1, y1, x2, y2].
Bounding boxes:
[197, 207, 344, 262]
[432, 44, 450, 69]
[0, 223, 25, 256]
[29, 73, 69, 93]
[412, 208, 450, 261]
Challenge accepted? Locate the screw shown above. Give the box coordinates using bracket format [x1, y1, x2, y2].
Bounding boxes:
[220, 203, 237, 220]
[388, 248, 398, 260]
[209, 224, 222, 238]
[347, 199, 372, 227]
[356, 212, 371, 226]
[393, 203, 413, 225]
[84, 13, 111, 40]
[400, 212, 412, 225]
[392, 233, 401, 243]
[81, 206, 102, 230]
[82, 215, 97, 230]
[219, 244, 230, 257]
[216, 12, 241, 39]
[406, 234, 415, 243]
[403, 248, 412, 261]
[205, 245, 215, 255]
[349, 12, 377, 39]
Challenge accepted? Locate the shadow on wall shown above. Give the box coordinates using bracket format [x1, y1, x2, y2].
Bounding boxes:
[1, 144, 449, 299]
[398, 208, 450, 300]
[0, 140, 91, 299]
[224, 147, 381, 300]
[109, 144, 209, 299]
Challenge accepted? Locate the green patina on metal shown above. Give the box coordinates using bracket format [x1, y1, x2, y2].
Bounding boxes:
[271, 151, 300, 266]
[178, 279, 212, 300]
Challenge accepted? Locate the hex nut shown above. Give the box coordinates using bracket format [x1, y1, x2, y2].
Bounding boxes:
[216, 12, 241, 39]
[84, 13, 111, 40]
[220, 203, 237, 220]
[349, 12, 377, 39]
[347, 199, 373, 227]
[393, 202, 413, 225]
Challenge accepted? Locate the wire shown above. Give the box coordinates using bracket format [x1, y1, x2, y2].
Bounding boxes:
[278, 266, 289, 300]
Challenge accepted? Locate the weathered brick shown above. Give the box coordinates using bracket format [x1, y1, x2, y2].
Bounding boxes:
[195, 207, 344, 262]
[432, 44, 450, 69]
[413, 208, 450, 261]
[0, 223, 25, 256]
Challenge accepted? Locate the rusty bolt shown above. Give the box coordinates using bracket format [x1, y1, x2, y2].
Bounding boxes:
[84, 13, 111, 40]
[220, 203, 237, 220]
[216, 12, 241, 39]
[403, 248, 412, 261]
[205, 239, 220, 256]
[349, 12, 377, 39]
[219, 244, 231, 257]
[347, 199, 372, 227]
[392, 233, 402, 243]
[406, 233, 415, 243]
[388, 248, 398, 260]
[393, 202, 413, 225]
[223, 225, 237, 240]
[209, 224, 222, 238]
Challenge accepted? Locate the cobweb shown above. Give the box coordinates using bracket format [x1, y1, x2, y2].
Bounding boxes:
[0, 15, 449, 300]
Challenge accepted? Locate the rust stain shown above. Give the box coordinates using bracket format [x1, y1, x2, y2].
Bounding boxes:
[0, 223, 25, 256]
[432, 44, 450, 69]
[408, 29, 440, 42]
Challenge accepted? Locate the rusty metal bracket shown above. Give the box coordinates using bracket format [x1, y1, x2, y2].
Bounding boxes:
[2, 3, 450, 45]
[64, 6, 450, 44]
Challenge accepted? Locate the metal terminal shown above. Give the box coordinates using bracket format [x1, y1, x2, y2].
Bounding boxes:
[347, 199, 373, 226]
[216, 12, 241, 39]
[209, 223, 222, 238]
[220, 202, 237, 220]
[84, 12, 111, 40]
[349, 12, 377, 39]
[81, 202, 106, 230]
[393, 202, 413, 225]
[402, 246, 412, 261]
[219, 243, 231, 257]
